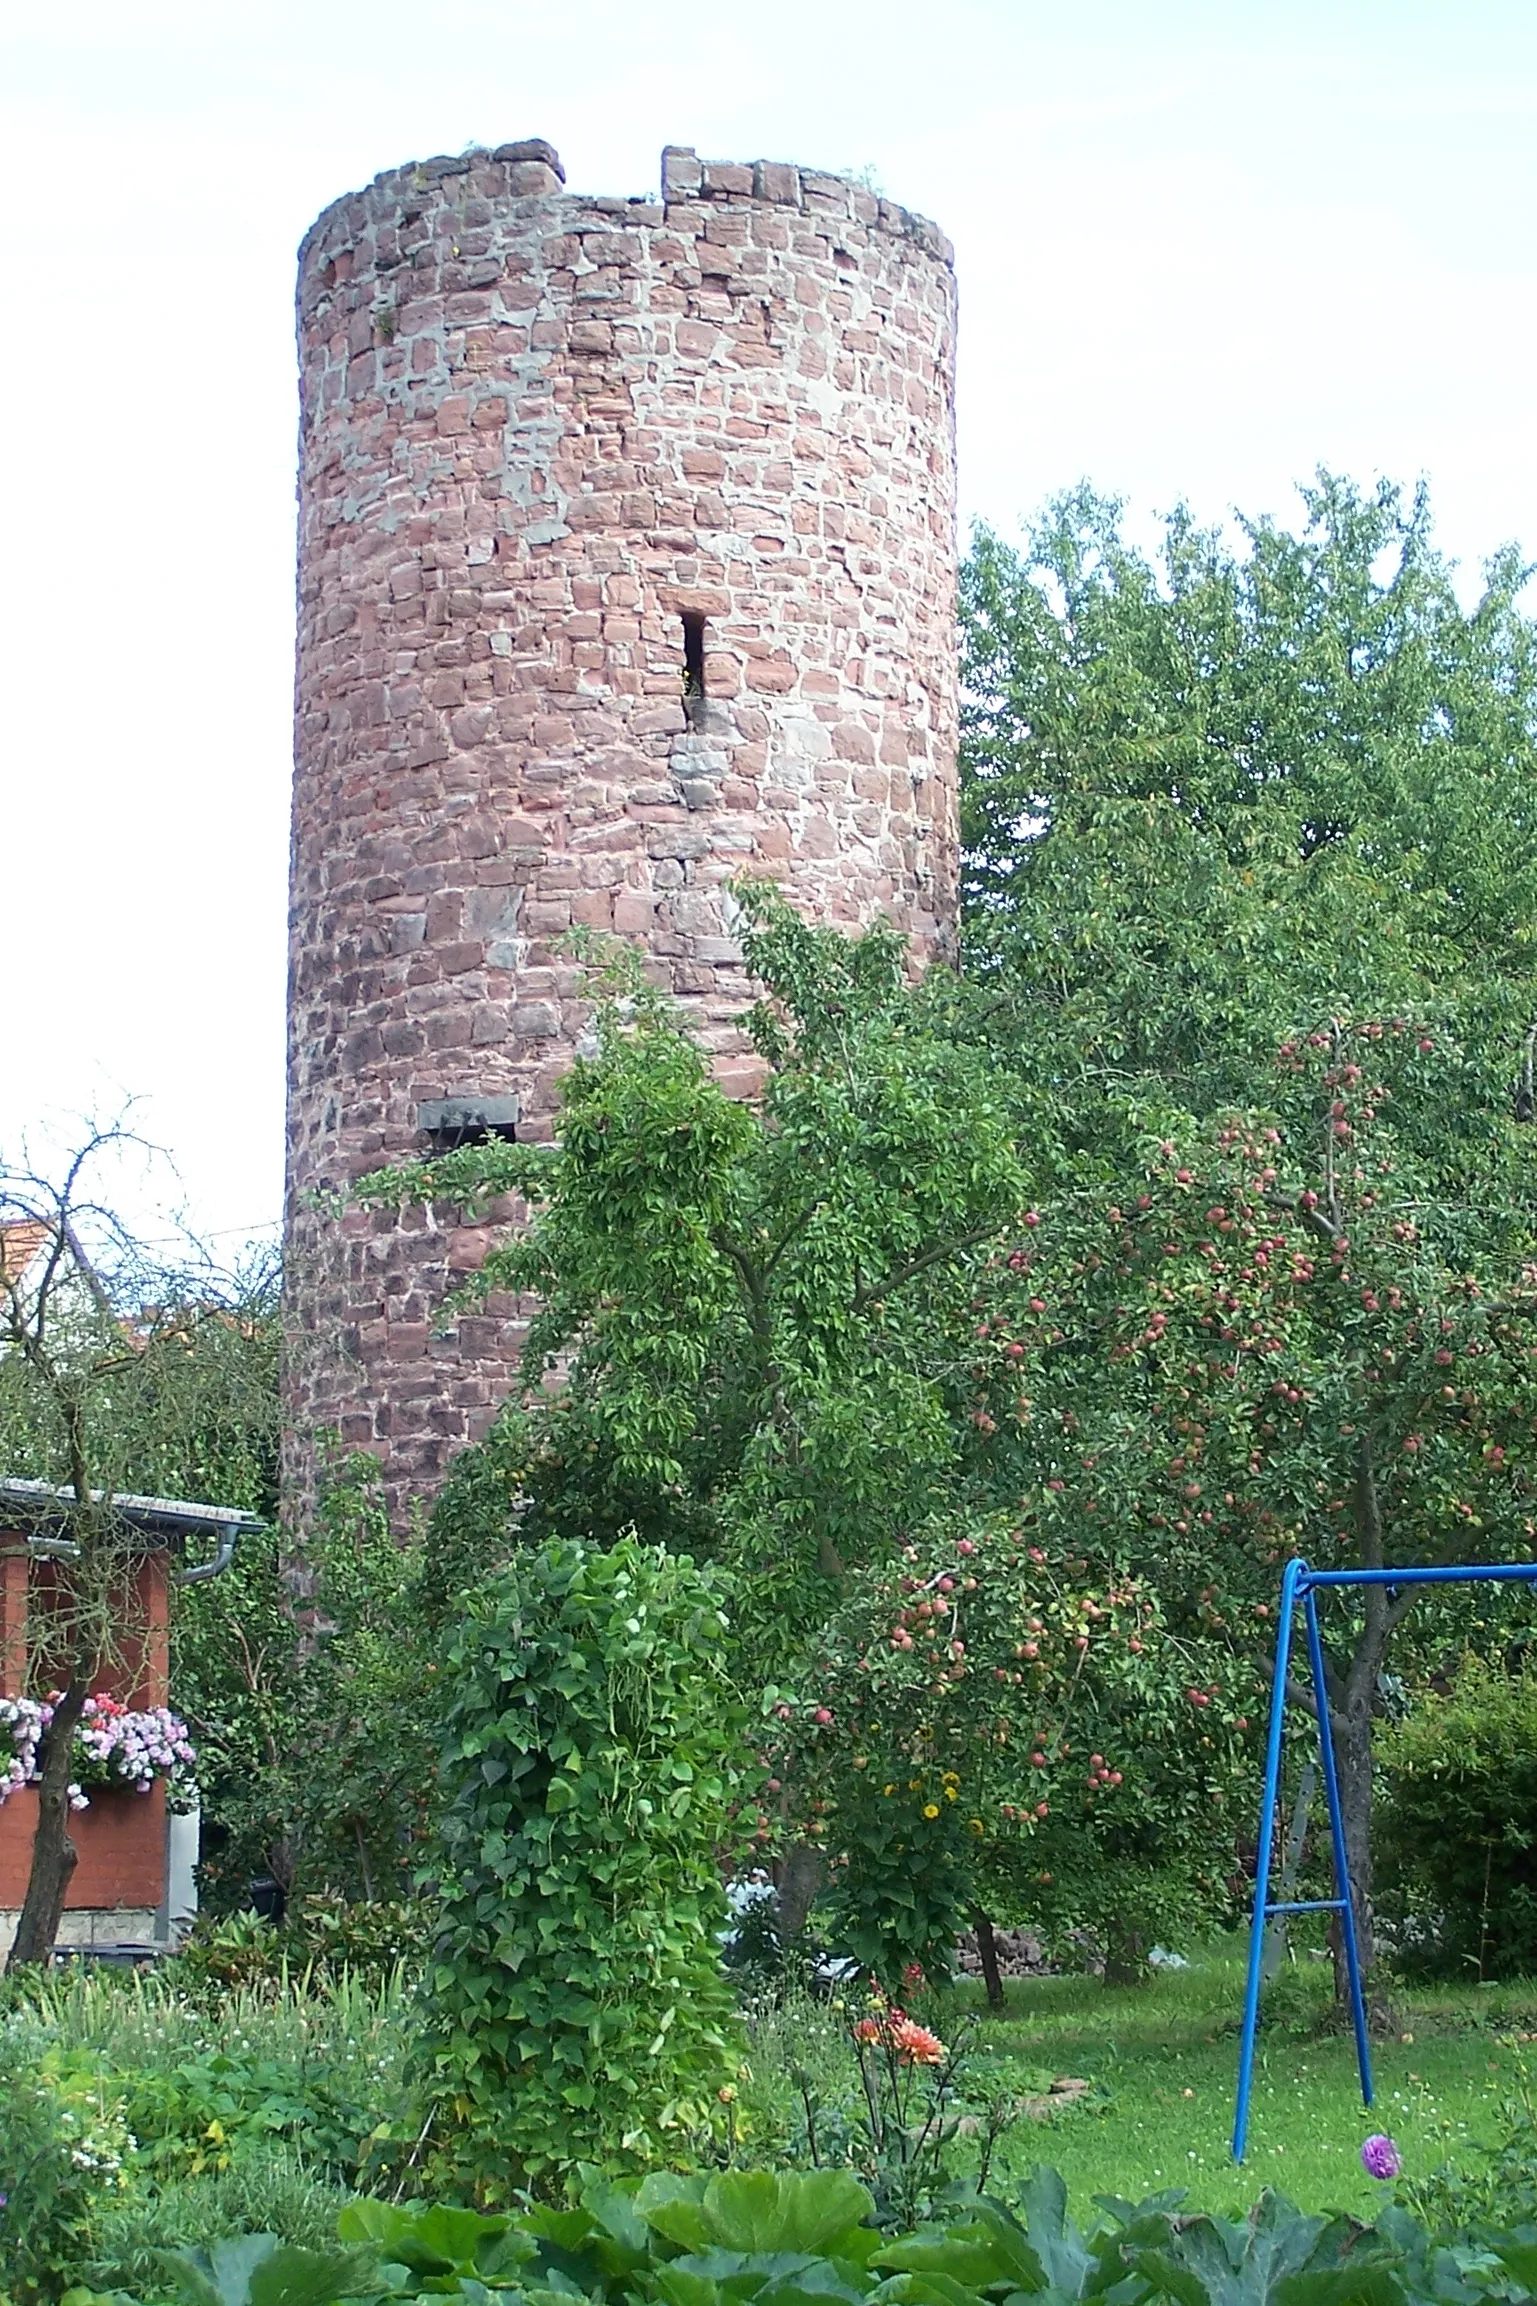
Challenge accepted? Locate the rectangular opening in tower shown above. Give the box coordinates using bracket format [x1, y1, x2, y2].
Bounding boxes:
[681, 612, 708, 727]
[416, 1096, 521, 1154]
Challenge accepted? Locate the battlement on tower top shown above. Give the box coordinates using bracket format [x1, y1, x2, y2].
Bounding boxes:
[298, 140, 955, 275]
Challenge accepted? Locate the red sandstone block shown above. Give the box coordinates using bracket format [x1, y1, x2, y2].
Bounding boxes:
[511, 1001, 560, 1039]
[745, 656, 796, 693]
[754, 162, 801, 206]
[523, 901, 572, 933]
[426, 1014, 475, 1050]
[436, 943, 483, 975]
[507, 161, 562, 196]
[613, 893, 659, 934]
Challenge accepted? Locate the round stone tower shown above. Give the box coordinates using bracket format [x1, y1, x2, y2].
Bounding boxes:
[286, 138, 960, 1525]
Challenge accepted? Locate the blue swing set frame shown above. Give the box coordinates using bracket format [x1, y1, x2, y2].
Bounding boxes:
[1232, 1555, 1537, 2164]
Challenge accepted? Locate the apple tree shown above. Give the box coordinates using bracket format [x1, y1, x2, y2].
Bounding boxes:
[764, 1512, 1257, 1992]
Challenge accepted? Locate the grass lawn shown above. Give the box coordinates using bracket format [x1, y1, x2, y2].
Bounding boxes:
[937, 1938, 1537, 2218]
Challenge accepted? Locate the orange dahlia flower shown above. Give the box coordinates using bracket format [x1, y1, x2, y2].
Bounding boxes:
[888, 2016, 946, 2065]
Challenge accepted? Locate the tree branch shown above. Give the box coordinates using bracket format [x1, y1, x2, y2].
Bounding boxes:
[760, 1198, 828, 1280]
[1516, 1022, 1537, 1123]
[1344, 1436, 1395, 1712]
[852, 1225, 996, 1315]
[1265, 1189, 1344, 1248]
[1285, 1672, 1320, 1721]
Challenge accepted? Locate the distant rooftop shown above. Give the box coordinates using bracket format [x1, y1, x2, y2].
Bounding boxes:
[0, 1222, 52, 1286]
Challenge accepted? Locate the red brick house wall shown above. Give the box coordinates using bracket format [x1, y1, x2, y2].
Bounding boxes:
[0, 1533, 170, 1915]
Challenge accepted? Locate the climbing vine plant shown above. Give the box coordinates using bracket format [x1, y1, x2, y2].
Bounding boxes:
[419, 1536, 753, 2194]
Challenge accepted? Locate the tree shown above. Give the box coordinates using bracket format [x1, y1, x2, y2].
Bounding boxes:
[171, 1443, 429, 1911]
[956, 477, 1537, 2000]
[961, 475, 1537, 1121]
[0, 1126, 278, 1964]
[950, 1019, 1537, 2000]
[767, 1512, 1255, 1993]
[358, 887, 1039, 1660]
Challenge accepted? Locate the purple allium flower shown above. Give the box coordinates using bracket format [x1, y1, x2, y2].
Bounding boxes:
[1361, 2133, 1401, 2180]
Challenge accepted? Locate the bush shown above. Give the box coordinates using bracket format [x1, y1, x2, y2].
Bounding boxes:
[1377, 1657, 1537, 1980]
[171, 1896, 429, 1996]
[82, 2144, 351, 2296]
[821, 1775, 973, 1990]
[0, 2040, 136, 2306]
[418, 1536, 752, 2194]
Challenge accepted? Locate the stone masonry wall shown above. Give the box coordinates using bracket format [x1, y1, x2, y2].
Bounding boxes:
[286, 138, 960, 1526]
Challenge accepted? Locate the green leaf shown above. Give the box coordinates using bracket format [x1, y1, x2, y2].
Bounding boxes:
[653, 2274, 726, 2306]
[702, 2172, 874, 2256]
[1014, 2172, 1092, 2300]
[165, 2238, 281, 2306]
[164, 2240, 377, 2306]
[249, 2251, 380, 2306]
[872, 2273, 999, 2306]
[1491, 2242, 1537, 2296]
[1272, 2272, 1408, 2306]
[639, 2176, 717, 2253]
[874, 2240, 1016, 2289]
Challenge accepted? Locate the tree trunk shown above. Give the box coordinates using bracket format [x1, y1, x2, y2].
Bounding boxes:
[1328, 1684, 1376, 1987]
[1262, 1763, 1316, 1980]
[971, 1906, 1005, 2007]
[1103, 1918, 1149, 1986]
[774, 1842, 825, 1944]
[7, 1679, 88, 1970]
[1316, 1436, 1406, 2026]
[1326, 1683, 1402, 2025]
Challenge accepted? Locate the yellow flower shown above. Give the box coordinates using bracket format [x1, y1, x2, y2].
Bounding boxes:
[908, 1778, 923, 1791]
[967, 1817, 985, 1835]
[883, 1784, 896, 1796]
[942, 1771, 960, 1787]
[923, 1802, 940, 1819]
[943, 1785, 957, 1800]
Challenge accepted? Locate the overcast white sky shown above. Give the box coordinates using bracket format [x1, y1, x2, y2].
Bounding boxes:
[4, 0, 1536, 1252]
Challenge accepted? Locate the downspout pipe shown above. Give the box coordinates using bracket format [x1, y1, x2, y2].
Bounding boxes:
[174, 1523, 248, 1584]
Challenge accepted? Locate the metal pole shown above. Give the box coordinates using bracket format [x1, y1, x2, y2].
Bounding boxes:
[1304, 1563, 1537, 1590]
[1232, 1555, 1304, 2163]
[1302, 1581, 1373, 2109]
[1234, 1560, 1537, 2158]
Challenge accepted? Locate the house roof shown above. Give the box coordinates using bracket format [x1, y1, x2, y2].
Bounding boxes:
[0, 1221, 52, 1287]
